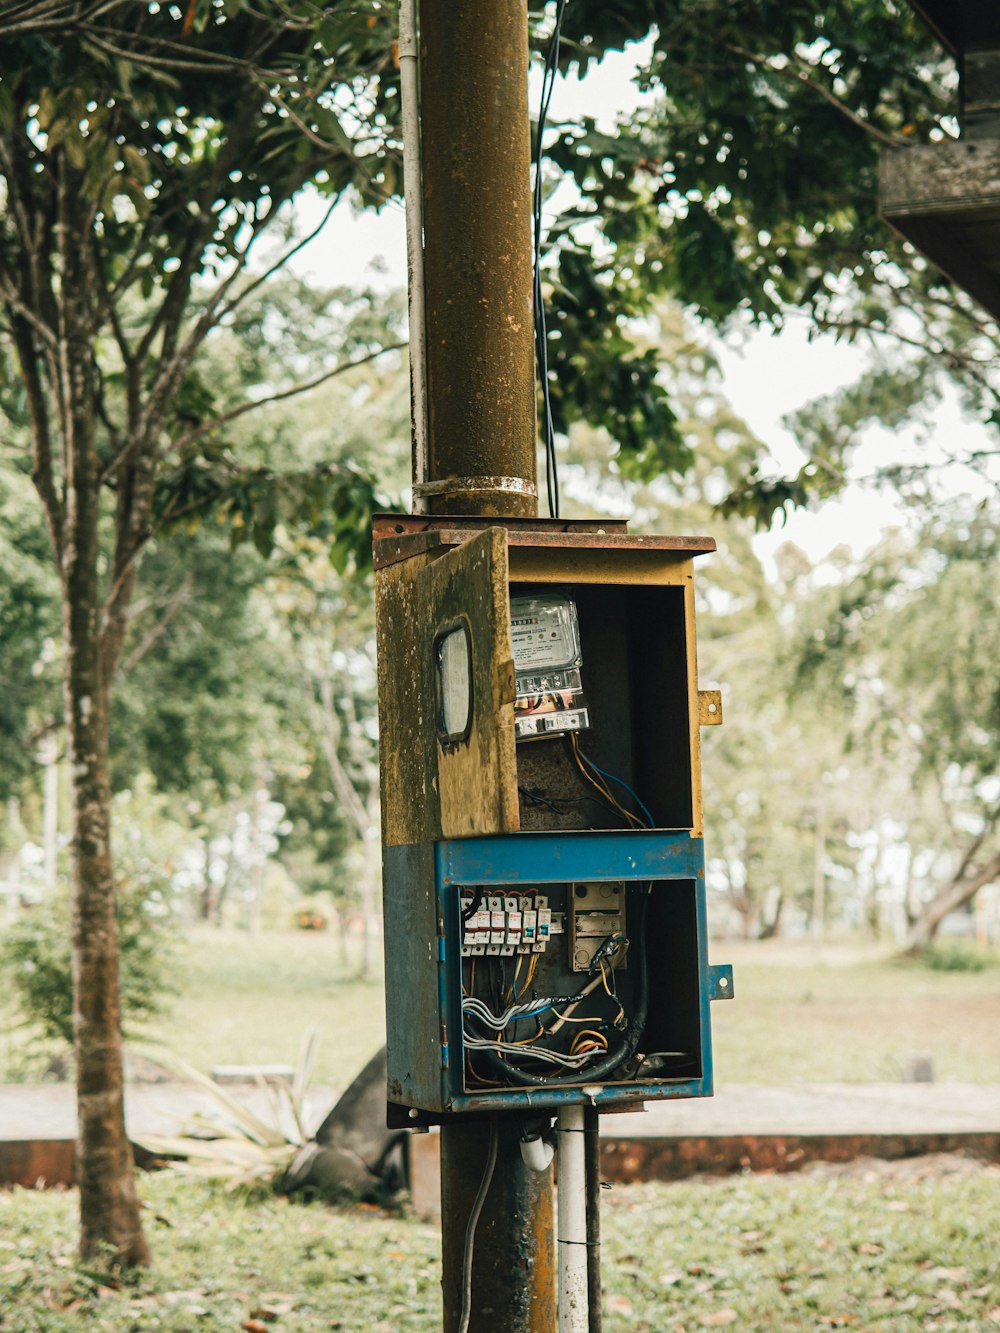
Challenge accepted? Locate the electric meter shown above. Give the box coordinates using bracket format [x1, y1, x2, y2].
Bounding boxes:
[509, 594, 590, 739]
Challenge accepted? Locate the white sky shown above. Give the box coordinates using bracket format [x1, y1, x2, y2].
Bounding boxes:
[296, 40, 996, 570]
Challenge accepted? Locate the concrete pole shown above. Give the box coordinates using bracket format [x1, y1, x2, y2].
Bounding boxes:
[415, 2, 554, 1328]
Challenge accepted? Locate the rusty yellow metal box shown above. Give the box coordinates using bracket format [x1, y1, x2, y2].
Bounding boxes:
[373, 514, 730, 1120]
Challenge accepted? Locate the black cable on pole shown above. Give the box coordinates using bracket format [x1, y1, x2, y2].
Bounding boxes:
[457, 1116, 499, 1333]
[584, 1102, 603, 1333]
[534, 0, 568, 519]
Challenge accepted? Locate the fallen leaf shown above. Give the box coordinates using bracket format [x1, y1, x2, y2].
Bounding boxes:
[699, 1312, 738, 1327]
[856, 1242, 883, 1255]
[607, 1295, 634, 1315]
[241, 1322, 268, 1333]
[925, 1266, 967, 1282]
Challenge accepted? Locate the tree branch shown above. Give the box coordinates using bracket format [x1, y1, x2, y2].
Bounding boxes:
[215, 187, 345, 325]
[718, 41, 910, 148]
[163, 340, 406, 458]
[9, 312, 64, 561]
[117, 575, 194, 678]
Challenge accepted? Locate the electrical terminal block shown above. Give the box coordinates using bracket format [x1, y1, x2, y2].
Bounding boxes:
[487, 894, 505, 956]
[460, 891, 561, 958]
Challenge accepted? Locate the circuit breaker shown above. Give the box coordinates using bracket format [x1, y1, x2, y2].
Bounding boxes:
[374, 513, 731, 1121]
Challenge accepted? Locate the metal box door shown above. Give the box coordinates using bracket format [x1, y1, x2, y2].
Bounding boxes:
[376, 525, 519, 846]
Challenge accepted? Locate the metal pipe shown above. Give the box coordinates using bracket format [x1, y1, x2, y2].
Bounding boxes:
[584, 1104, 603, 1333]
[418, 4, 550, 1327]
[418, 0, 537, 517]
[557, 1105, 588, 1333]
[398, 0, 428, 508]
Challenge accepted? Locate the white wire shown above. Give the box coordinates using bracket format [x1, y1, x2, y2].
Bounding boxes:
[462, 993, 580, 1029]
[458, 1117, 499, 1333]
[462, 1036, 602, 1068]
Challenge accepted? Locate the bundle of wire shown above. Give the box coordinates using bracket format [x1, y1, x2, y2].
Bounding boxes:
[462, 932, 642, 1085]
[568, 734, 655, 830]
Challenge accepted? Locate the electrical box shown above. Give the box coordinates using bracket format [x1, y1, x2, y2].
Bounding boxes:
[373, 514, 731, 1122]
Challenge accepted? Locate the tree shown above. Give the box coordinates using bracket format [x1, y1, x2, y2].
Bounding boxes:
[543, 1, 1000, 505]
[2, 0, 988, 1268]
[0, 3, 398, 1265]
[790, 507, 1000, 949]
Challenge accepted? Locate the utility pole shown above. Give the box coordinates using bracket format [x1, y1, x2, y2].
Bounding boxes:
[414, 2, 556, 1329]
[416, 0, 537, 522]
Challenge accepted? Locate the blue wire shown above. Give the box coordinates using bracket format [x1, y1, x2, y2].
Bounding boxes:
[578, 748, 656, 829]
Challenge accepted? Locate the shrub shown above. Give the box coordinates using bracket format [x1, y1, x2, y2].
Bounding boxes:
[0, 860, 182, 1050]
[923, 940, 998, 973]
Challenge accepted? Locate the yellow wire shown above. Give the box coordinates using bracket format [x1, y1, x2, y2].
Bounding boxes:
[570, 735, 644, 829]
[510, 1025, 546, 1045]
[549, 1008, 597, 1024]
[570, 1029, 609, 1055]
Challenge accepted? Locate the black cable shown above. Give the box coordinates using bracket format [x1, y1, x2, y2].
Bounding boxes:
[518, 783, 565, 816]
[533, 0, 568, 519]
[483, 891, 650, 1087]
[460, 888, 483, 926]
[457, 1117, 499, 1333]
[584, 1103, 603, 1333]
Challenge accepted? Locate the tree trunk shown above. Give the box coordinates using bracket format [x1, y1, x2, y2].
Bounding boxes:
[811, 791, 826, 939]
[62, 408, 150, 1266]
[903, 848, 1000, 954]
[198, 838, 215, 921]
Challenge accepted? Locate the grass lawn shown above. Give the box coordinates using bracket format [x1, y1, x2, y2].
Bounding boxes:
[710, 940, 1000, 1084]
[140, 928, 387, 1092]
[3, 929, 999, 1088]
[143, 929, 1000, 1089]
[0, 1159, 997, 1330]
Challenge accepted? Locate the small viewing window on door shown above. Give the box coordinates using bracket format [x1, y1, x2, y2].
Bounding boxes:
[435, 620, 473, 744]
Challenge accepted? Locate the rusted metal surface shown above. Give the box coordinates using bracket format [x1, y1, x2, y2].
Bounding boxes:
[382, 843, 446, 1112]
[373, 512, 629, 537]
[698, 690, 723, 726]
[419, 0, 536, 516]
[373, 511, 715, 556]
[375, 527, 519, 847]
[441, 1117, 556, 1333]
